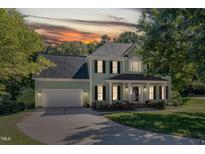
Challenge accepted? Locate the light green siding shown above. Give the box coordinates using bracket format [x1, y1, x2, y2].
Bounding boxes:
[35, 81, 89, 107]
[90, 59, 123, 103]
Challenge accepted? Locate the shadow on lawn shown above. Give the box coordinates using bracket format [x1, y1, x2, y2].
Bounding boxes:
[62, 120, 203, 145]
[107, 112, 205, 140]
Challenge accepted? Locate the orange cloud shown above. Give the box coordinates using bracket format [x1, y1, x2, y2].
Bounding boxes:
[30, 22, 101, 44]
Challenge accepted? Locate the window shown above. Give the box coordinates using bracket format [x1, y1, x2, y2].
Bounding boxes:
[112, 85, 118, 100]
[161, 86, 165, 99]
[97, 60, 103, 73]
[97, 85, 103, 101]
[112, 61, 118, 74]
[149, 86, 154, 100]
[129, 60, 142, 72]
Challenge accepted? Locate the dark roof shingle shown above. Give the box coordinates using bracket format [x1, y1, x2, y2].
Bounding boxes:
[90, 43, 134, 57]
[33, 55, 89, 79]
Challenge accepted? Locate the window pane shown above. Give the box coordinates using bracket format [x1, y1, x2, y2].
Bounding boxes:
[149, 86, 154, 100]
[161, 86, 165, 99]
[98, 85, 103, 101]
[97, 60, 103, 73]
[112, 61, 118, 73]
[113, 85, 118, 100]
[129, 60, 140, 72]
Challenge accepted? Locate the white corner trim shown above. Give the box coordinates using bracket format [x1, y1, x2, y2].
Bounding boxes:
[32, 78, 89, 82]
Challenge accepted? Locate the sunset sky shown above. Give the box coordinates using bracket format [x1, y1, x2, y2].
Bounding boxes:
[18, 9, 141, 44]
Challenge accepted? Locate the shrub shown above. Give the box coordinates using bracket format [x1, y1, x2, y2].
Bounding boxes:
[17, 87, 35, 109]
[171, 91, 183, 106]
[111, 101, 123, 109]
[83, 102, 90, 108]
[91, 101, 108, 110]
[155, 100, 165, 109]
[0, 97, 25, 115]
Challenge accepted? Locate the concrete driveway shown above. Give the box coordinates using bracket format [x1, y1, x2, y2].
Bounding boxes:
[17, 107, 202, 145]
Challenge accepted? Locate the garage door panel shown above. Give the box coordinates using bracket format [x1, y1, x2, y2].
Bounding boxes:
[43, 89, 83, 107]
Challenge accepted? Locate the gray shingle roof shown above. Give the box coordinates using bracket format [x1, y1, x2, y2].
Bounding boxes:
[90, 43, 134, 57]
[108, 74, 168, 81]
[33, 55, 89, 79]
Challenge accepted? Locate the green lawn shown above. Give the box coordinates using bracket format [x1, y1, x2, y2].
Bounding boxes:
[105, 98, 205, 139]
[0, 112, 42, 145]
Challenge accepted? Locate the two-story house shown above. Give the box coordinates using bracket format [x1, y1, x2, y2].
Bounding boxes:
[33, 43, 171, 108]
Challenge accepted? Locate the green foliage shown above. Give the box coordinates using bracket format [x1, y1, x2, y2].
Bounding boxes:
[48, 41, 98, 56]
[17, 87, 35, 109]
[0, 97, 25, 115]
[0, 9, 52, 80]
[0, 9, 53, 97]
[137, 9, 205, 92]
[114, 31, 140, 43]
[171, 91, 183, 106]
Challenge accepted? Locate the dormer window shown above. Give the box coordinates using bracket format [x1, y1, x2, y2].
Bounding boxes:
[129, 60, 142, 72]
[110, 61, 120, 74]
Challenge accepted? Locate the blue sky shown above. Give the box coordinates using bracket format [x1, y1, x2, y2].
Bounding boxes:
[18, 9, 141, 44]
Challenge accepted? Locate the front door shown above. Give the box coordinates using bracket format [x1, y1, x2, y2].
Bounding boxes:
[131, 86, 143, 103]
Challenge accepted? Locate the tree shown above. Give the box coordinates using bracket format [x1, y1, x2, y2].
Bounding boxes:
[0, 9, 52, 95]
[48, 41, 98, 56]
[137, 9, 205, 92]
[115, 31, 140, 43]
[99, 35, 111, 45]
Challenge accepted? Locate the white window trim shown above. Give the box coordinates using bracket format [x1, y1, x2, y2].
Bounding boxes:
[129, 59, 142, 72]
[161, 86, 165, 100]
[149, 86, 154, 100]
[97, 60, 103, 73]
[112, 85, 118, 101]
[112, 61, 118, 74]
[97, 85, 103, 101]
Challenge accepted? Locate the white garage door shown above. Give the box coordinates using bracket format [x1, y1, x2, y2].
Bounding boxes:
[43, 89, 83, 108]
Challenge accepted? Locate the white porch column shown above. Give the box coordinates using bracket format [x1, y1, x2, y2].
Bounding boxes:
[147, 83, 150, 101]
[109, 82, 112, 105]
[128, 82, 131, 103]
[122, 82, 125, 100]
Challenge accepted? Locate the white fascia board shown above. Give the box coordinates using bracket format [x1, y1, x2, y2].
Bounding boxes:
[106, 80, 169, 84]
[32, 78, 89, 82]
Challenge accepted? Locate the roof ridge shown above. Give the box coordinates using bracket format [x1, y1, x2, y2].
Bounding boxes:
[121, 43, 136, 56]
[44, 54, 87, 58]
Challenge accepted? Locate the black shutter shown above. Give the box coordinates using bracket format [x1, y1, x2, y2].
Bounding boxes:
[159, 86, 162, 99]
[94, 60, 97, 73]
[103, 86, 106, 100]
[117, 86, 121, 100]
[95, 86, 98, 100]
[117, 61, 120, 74]
[166, 86, 169, 99]
[110, 61, 113, 73]
[103, 61, 106, 73]
[154, 86, 156, 99]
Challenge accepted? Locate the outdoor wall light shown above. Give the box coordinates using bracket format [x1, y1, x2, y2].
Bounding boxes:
[84, 91, 88, 97]
[38, 91, 42, 96]
[143, 87, 146, 91]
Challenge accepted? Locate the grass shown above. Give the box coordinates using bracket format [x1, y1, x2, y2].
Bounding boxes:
[0, 112, 42, 145]
[105, 98, 205, 140]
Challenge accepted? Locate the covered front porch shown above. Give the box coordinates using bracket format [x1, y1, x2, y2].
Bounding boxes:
[106, 74, 171, 105]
